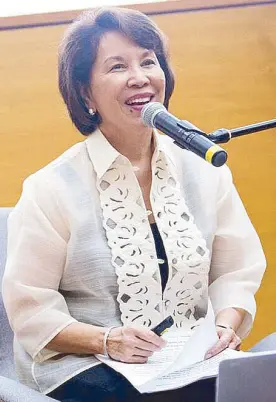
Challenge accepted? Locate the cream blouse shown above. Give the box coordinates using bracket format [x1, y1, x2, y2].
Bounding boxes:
[2, 129, 266, 394]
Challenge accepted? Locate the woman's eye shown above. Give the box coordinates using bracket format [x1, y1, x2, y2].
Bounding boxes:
[110, 64, 126, 71]
[142, 59, 156, 66]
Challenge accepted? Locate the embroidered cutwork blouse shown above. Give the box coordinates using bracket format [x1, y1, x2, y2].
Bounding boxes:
[2, 129, 266, 394]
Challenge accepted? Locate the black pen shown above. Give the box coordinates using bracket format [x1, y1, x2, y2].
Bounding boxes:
[151, 316, 174, 336]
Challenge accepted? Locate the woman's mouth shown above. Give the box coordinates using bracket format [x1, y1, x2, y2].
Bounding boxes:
[125, 95, 154, 112]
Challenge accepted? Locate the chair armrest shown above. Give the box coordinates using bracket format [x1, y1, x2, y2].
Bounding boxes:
[249, 333, 276, 353]
[0, 376, 56, 402]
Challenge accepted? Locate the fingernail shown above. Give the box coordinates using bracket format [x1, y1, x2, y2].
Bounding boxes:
[205, 353, 212, 359]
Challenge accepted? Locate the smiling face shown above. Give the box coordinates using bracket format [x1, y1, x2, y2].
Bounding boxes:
[88, 31, 166, 135]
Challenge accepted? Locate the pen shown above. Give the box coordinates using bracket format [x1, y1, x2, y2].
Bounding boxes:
[151, 316, 174, 336]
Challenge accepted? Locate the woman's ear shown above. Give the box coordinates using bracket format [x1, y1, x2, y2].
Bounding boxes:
[80, 86, 96, 113]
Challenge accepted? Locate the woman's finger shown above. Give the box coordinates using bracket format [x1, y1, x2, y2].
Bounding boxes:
[134, 347, 154, 358]
[127, 355, 148, 364]
[205, 331, 233, 359]
[133, 337, 161, 352]
[228, 336, 241, 350]
[134, 327, 166, 349]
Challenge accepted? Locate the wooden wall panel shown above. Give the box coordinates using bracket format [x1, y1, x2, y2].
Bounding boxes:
[155, 5, 276, 349]
[1, 0, 274, 29]
[0, 2, 275, 349]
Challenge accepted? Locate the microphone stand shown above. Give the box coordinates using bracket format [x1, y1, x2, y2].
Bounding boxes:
[207, 119, 276, 144]
[166, 117, 275, 167]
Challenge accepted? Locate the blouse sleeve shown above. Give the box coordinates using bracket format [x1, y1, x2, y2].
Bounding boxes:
[208, 166, 266, 339]
[2, 173, 77, 363]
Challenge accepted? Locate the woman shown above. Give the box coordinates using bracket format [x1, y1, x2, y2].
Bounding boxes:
[2, 7, 266, 402]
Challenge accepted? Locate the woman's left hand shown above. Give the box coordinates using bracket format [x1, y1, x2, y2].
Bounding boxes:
[205, 326, 241, 359]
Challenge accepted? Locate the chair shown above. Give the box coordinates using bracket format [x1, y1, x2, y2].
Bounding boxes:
[0, 207, 55, 401]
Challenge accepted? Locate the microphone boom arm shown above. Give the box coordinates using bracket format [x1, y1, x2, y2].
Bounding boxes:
[207, 119, 276, 144]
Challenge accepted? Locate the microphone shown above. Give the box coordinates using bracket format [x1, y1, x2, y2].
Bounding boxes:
[141, 102, 227, 167]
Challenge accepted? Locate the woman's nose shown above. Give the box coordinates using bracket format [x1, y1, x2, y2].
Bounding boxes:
[127, 67, 150, 88]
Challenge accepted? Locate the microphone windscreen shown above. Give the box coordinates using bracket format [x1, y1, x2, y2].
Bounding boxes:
[141, 102, 166, 128]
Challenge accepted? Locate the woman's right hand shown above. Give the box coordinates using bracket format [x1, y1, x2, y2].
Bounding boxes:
[106, 326, 166, 363]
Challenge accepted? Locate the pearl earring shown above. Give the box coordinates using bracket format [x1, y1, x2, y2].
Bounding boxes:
[88, 108, 95, 116]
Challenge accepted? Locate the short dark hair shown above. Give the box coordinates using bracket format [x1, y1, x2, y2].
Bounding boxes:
[58, 7, 175, 135]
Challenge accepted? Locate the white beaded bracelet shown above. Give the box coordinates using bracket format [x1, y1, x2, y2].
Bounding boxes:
[103, 326, 117, 357]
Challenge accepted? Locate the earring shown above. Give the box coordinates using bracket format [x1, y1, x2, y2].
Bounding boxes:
[88, 108, 96, 116]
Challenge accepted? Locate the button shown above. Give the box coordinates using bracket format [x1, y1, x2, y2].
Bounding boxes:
[157, 259, 165, 264]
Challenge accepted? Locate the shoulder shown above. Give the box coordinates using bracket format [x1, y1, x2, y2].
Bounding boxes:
[11, 142, 88, 232]
[16, 141, 90, 211]
[23, 141, 88, 190]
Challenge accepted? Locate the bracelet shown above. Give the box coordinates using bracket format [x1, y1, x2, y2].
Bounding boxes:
[216, 324, 234, 331]
[103, 326, 117, 357]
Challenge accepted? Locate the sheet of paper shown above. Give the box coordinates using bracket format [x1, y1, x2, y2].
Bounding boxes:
[138, 349, 251, 393]
[96, 299, 219, 387]
[97, 329, 191, 386]
[166, 298, 219, 373]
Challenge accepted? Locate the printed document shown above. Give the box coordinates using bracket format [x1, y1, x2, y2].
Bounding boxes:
[97, 301, 251, 393]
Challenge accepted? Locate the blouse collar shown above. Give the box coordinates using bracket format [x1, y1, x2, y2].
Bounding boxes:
[85, 128, 174, 179]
